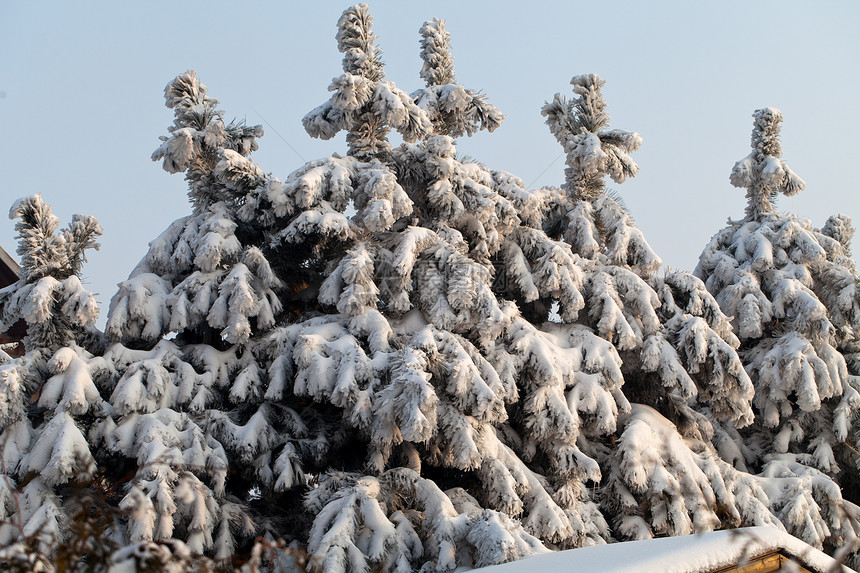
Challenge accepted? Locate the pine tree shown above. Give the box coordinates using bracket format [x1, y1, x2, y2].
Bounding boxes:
[105, 69, 277, 558]
[0, 196, 105, 557]
[531, 75, 770, 542]
[0, 196, 101, 353]
[696, 108, 860, 564]
[103, 6, 578, 568]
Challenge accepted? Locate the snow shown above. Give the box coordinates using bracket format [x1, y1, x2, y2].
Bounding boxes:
[479, 527, 854, 573]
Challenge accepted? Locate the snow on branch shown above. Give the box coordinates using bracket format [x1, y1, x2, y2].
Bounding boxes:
[152, 70, 265, 210]
[730, 108, 805, 220]
[542, 75, 641, 201]
[412, 19, 504, 138]
[304, 6, 432, 161]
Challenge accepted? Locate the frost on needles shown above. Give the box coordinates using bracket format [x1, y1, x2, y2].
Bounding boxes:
[1, 4, 860, 573]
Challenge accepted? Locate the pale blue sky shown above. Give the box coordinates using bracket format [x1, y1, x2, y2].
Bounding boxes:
[1, 1, 858, 325]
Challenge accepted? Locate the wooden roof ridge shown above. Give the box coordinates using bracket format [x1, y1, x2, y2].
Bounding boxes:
[0, 245, 20, 277]
[0, 245, 20, 286]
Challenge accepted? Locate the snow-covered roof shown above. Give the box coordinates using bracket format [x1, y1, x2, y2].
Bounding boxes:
[480, 527, 854, 573]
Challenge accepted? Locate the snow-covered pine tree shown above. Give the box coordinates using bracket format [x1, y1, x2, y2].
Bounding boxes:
[0, 195, 106, 556]
[696, 107, 860, 563]
[530, 74, 772, 542]
[102, 6, 592, 568]
[102, 68, 279, 559]
[103, 8, 653, 569]
[0, 196, 101, 354]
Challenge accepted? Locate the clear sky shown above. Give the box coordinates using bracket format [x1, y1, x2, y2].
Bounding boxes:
[1, 1, 858, 326]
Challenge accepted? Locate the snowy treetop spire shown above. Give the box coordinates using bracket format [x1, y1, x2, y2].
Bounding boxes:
[152, 70, 264, 211]
[163, 69, 216, 113]
[730, 107, 806, 220]
[542, 74, 642, 200]
[304, 5, 432, 161]
[570, 74, 610, 132]
[9, 195, 101, 283]
[337, 4, 384, 81]
[419, 18, 454, 87]
[412, 18, 504, 138]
